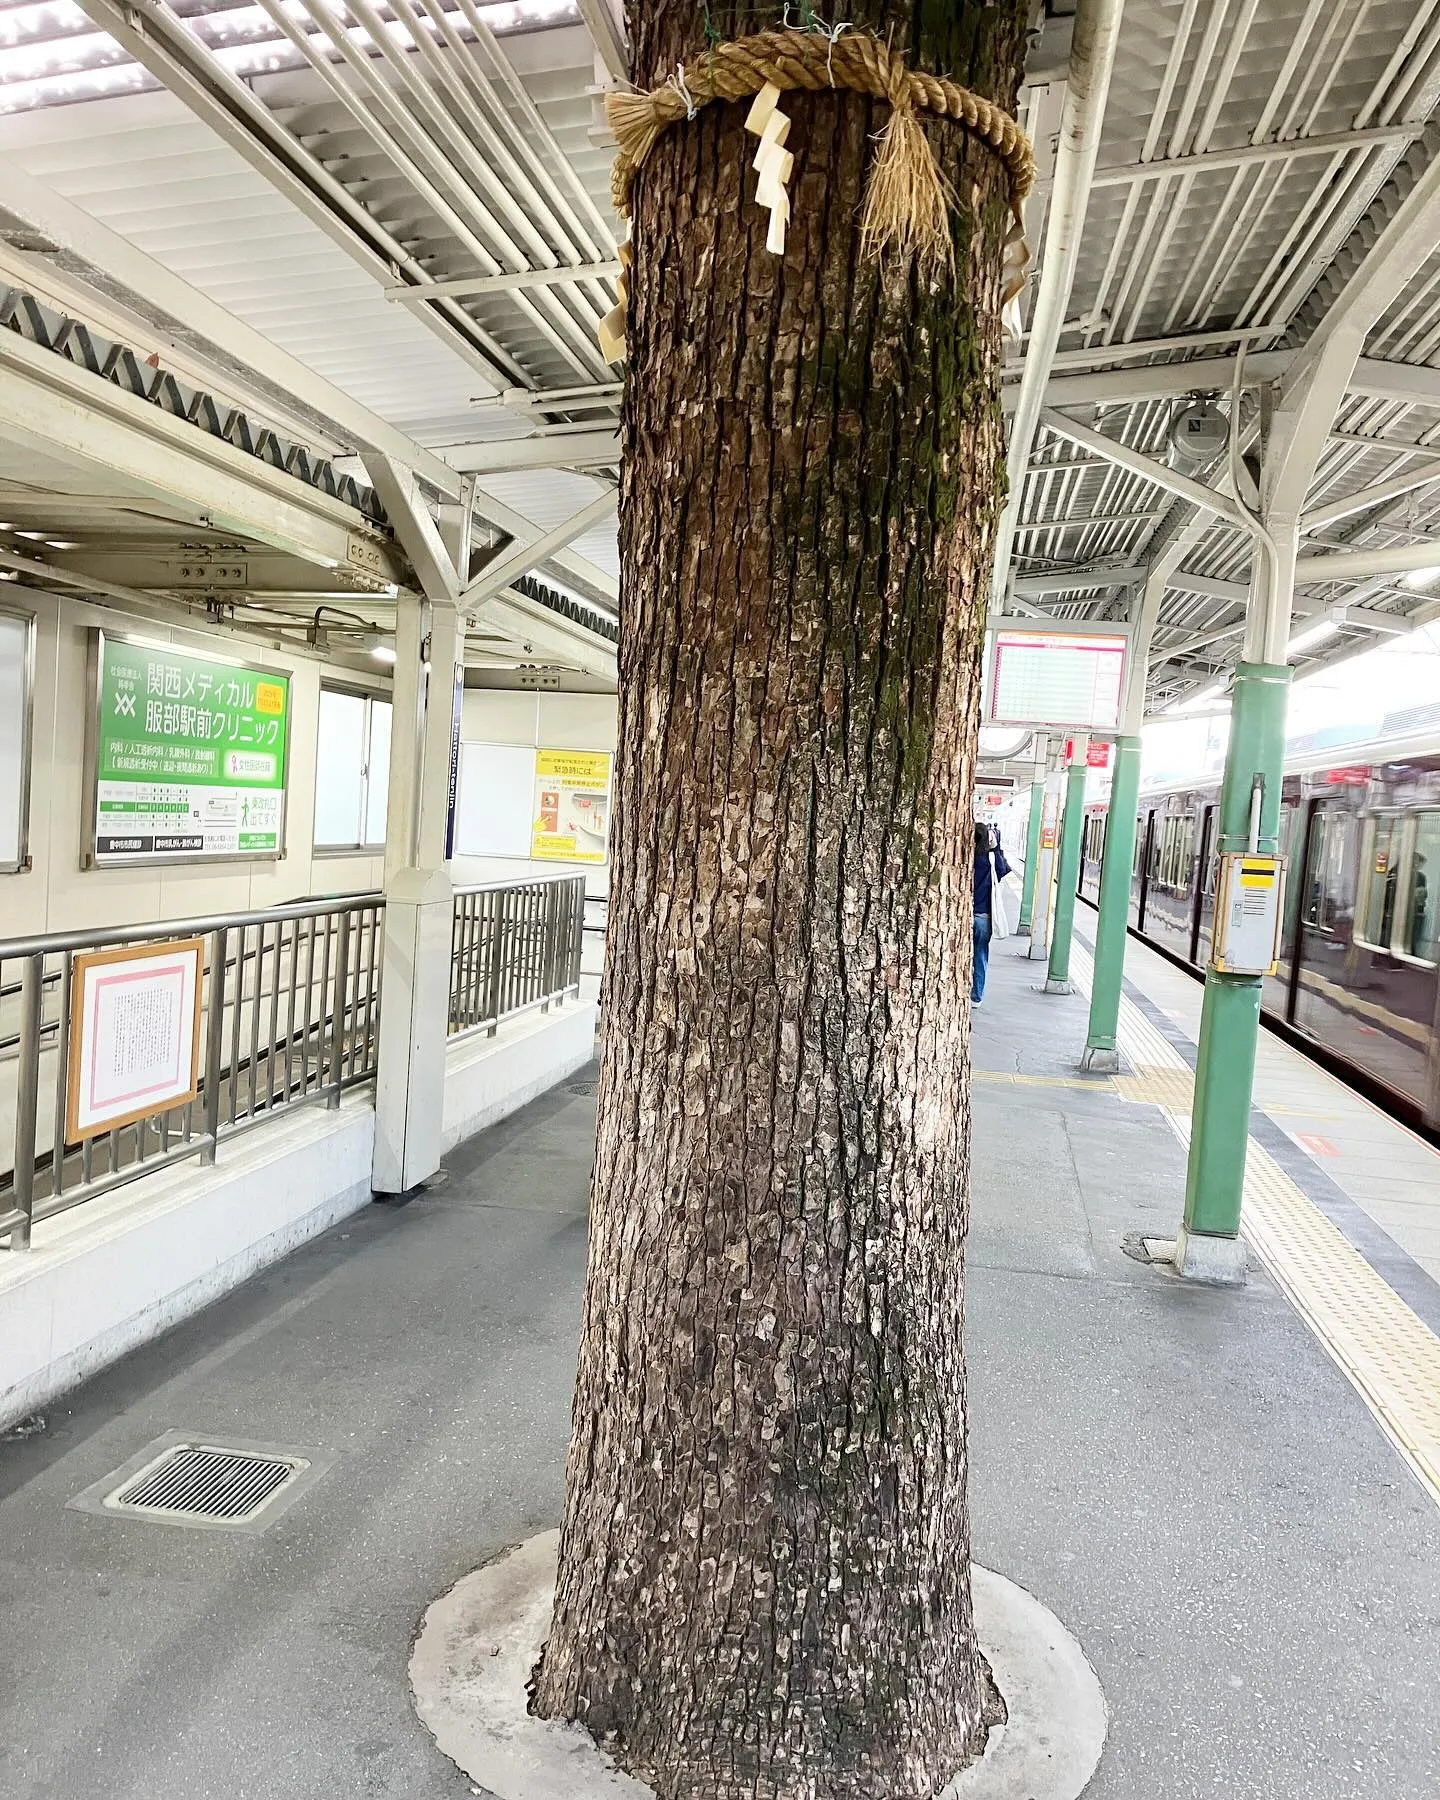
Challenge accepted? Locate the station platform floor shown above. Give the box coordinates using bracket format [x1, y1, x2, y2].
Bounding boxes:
[2, 929, 1440, 1797]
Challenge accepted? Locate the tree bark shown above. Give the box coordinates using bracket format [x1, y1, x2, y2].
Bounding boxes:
[533, 4, 1029, 1796]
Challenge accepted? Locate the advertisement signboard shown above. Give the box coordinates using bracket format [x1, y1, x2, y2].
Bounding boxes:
[531, 749, 612, 864]
[88, 633, 289, 864]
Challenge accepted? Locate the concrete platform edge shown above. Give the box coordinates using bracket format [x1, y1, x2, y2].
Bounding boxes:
[1, 1003, 600, 1432]
[0, 1099, 377, 1432]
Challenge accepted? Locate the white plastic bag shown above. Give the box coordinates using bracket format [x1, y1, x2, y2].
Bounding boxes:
[991, 857, 1014, 939]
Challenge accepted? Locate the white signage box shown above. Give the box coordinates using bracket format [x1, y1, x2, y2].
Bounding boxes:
[1212, 854, 1285, 977]
[985, 624, 1130, 731]
[67, 938, 205, 1141]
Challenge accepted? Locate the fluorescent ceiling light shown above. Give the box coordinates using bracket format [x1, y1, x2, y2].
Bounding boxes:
[1286, 619, 1340, 657]
[1402, 565, 1440, 590]
[1165, 682, 1229, 715]
[370, 643, 398, 665]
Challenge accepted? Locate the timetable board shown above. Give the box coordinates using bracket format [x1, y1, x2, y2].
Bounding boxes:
[985, 628, 1128, 731]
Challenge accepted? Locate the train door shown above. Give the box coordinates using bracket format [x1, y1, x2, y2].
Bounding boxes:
[1292, 799, 1360, 1052]
[1265, 801, 1302, 1020]
[1190, 805, 1217, 966]
[1135, 810, 1156, 929]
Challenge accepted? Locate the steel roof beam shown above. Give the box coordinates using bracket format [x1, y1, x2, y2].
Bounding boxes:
[0, 335, 400, 580]
[1078, 125, 1424, 189]
[1037, 409, 1249, 524]
[1011, 563, 1143, 596]
[72, 0, 527, 400]
[1001, 351, 1440, 415]
[460, 489, 618, 609]
[484, 587, 618, 681]
[576, 0, 629, 84]
[1301, 460, 1440, 533]
[993, 0, 1125, 607]
[1, 160, 465, 503]
[1267, 145, 1440, 531]
[438, 429, 622, 475]
[388, 265, 623, 302]
[1293, 539, 1440, 583]
[363, 455, 460, 603]
[1019, 352, 1292, 412]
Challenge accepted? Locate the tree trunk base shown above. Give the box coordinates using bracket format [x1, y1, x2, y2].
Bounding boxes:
[410, 1533, 1107, 1800]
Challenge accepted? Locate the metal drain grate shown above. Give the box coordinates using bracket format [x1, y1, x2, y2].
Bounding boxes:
[109, 1445, 303, 1523]
[70, 1431, 336, 1535]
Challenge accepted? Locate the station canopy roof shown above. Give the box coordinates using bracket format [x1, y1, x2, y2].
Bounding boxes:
[0, 0, 1436, 698]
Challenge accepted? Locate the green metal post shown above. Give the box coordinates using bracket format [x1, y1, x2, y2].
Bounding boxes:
[1081, 735, 1141, 1069]
[1178, 661, 1292, 1284]
[1045, 758, 1088, 994]
[1017, 778, 1045, 933]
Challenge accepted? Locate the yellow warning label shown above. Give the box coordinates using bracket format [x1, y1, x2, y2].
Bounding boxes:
[255, 681, 285, 716]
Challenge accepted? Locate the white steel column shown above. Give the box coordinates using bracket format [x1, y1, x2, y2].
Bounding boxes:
[373, 534, 466, 1191]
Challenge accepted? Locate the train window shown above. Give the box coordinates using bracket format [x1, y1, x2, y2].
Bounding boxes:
[1301, 808, 1354, 934]
[1354, 815, 1405, 953]
[1158, 814, 1194, 891]
[1398, 812, 1440, 967]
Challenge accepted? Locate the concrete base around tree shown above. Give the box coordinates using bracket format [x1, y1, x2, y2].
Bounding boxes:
[409, 1534, 1107, 1800]
[1, 953, 1439, 1796]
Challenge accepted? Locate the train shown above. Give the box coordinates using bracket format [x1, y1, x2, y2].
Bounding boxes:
[1079, 711, 1440, 1134]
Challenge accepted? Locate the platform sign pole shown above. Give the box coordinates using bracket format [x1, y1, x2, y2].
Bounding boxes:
[1016, 773, 1046, 934]
[1026, 772, 1063, 961]
[1081, 734, 1141, 1068]
[1044, 748, 1088, 994]
[1178, 660, 1292, 1282]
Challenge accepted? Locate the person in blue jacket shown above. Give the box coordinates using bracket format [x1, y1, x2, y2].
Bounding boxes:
[972, 821, 1011, 1005]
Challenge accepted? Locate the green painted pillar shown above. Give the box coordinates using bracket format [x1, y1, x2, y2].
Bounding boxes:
[1081, 735, 1141, 1070]
[1178, 661, 1292, 1285]
[1017, 779, 1046, 933]
[1044, 758, 1088, 994]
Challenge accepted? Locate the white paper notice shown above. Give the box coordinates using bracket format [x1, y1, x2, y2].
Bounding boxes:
[70, 941, 202, 1138]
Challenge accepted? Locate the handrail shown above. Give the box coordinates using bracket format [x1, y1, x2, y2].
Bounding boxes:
[0, 892, 383, 961]
[1, 892, 385, 1249]
[451, 869, 595, 898]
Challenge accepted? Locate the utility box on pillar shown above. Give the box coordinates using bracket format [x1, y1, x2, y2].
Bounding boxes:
[1211, 854, 1285, 976]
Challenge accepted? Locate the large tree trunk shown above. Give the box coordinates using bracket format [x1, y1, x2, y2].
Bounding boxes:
[533, 4, 1029, 1795]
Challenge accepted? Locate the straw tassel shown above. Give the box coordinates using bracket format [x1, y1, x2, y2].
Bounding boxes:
[860, 64, 955, 275]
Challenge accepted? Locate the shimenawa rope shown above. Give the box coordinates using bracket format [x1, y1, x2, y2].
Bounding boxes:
[606, 27, 1036, 282]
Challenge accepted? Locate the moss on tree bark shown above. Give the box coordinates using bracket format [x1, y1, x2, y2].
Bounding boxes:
[532, 3, 1030, 1795]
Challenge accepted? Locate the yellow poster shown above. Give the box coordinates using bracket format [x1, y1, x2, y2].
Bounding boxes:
[531, 748, 612, 864]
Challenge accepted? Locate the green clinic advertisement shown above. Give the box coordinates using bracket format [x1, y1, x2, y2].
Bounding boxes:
[93, 635, 289, 861]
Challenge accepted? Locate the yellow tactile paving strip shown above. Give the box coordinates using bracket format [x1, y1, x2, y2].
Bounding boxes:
[1063, 941, 1440, 1510]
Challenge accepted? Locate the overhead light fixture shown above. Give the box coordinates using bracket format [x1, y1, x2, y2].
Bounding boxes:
[1166, 681, 1230, 715]
[370, 643, 398, 665]
[1286, 619, 1339, 657]
[1402, 565, 1440, 590]
[978, 726, 1033, 760]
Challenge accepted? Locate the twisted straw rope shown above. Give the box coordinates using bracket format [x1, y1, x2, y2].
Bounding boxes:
[607, 28, 1036, 242]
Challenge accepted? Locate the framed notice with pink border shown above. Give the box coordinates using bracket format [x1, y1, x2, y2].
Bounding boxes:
[66, 938, 205, 1142]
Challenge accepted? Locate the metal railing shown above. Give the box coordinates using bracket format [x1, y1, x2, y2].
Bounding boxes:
[449, 873, 586, 1039]
[0, 894, 383, 1249]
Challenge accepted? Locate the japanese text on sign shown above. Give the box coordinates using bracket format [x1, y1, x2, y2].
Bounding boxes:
[91, 634, 289, 863]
